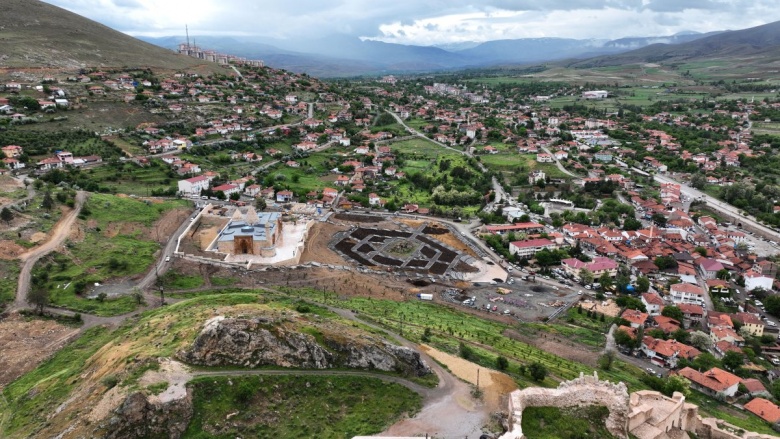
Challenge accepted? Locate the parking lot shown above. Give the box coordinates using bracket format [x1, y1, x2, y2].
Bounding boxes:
[444, 277, 581, 322]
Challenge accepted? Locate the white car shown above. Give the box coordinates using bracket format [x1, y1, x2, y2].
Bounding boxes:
[165, 256, 171, 262]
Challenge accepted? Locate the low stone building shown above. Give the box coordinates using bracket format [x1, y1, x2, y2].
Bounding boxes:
[213, 207, 283, 257]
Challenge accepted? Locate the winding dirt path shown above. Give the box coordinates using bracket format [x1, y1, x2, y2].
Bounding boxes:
[12, 191, 86, 311]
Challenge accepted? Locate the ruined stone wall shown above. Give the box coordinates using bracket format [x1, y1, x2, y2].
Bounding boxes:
[628, 390, 686, 433]
[499, 372, 630, 439]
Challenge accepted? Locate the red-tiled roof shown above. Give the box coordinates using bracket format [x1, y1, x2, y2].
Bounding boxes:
[744, 398, 780, 423]
[678, 367, 740, 393]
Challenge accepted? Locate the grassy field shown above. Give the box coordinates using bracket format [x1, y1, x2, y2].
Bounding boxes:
[0, 260, 20, 307]
[282, 288, 647, 391]
[33, 194, 189, 315]
[0, 326, 115, 436]
[480, 153, 573, 180]
[0, 292, 428, 438]
[185, 375, 421, 439]
[159, 270, 205, 290]
[521, 405, 619, 439]
[78, 161, 178, 196]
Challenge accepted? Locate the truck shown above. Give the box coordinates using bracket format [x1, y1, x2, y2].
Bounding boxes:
[496, 287, 512, 295]
[417, 293, 433, 301]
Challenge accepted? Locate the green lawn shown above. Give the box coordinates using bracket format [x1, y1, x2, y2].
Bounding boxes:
[185, 375, 422, 439]
[0, 259, 20, 307]
[522, 406, 619, 439]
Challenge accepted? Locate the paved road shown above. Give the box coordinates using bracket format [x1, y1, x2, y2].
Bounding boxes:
[654, 173, 780, 241]
[540, 145, 580, 180]
[13, 191, 86, 311]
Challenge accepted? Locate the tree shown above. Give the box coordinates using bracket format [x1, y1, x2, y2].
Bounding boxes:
[636, 276, 650, 293]
[671, 328, 691, 344]
[459, 342, 476, 361]
[598, 272, 614, 290]
[690, 173, 707, 190]
[663, 375, 691, 397]
[694, 246, 708, 257]
[528, 362, 547, 382]
[599, 351, 616, 371]
[496, 356, 509, 371]
[255, 197, 267, 211]
[27, 285, 50, 315]
[690, 331, 713, 351]
[42, 191, 54, 210]
[765, 295, 780, 318]
[623, 217, 642, 231]
[691, 352, 718, 371]
[614, 328, 636, 349]
[722, 351, 745, 372]
[654, 256, 678, 270]
[579, 268, 594, 286]
[229, 192, 241, 201]
[0, 207, 13, 225]
[662, 305, 684, 322]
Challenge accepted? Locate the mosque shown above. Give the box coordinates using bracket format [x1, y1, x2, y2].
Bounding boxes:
[213, 207, 284, 257]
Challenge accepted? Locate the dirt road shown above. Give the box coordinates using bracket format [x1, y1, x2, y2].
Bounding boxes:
[13, 191, 86, 311]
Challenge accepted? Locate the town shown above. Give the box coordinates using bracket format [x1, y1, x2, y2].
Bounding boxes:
[4, 11, 780, 439]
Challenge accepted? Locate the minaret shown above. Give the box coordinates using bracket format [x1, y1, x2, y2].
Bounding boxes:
[186, 24, 190, 51]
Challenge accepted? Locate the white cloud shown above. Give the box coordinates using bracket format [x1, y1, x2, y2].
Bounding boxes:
[40, 0, 780, 44]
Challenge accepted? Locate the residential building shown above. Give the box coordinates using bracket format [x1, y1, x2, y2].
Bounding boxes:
[698, 258, 725, 279]
[528, 170, 546, 185]
[275, 190, 294, 203]
[641, 336, 700, 368]
[641, 292, 665, 316]
[678, 367, 740, 398]
[177, 175, 213, 196]
[744, 271, 773, 292]
[732, 312, 764, 337]
[212, 183, 240, 198]
[669, 283, 705, 306]
[560, 256, 618, 279]
[744, 398, 780, 424]
[508, 238, 558, 259]
[622, 309, 649, 328]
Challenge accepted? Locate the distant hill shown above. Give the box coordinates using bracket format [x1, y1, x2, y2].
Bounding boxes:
[142, 31, 717, 77]
[565, 20, 780, 69]
[0, 0, 213, 71]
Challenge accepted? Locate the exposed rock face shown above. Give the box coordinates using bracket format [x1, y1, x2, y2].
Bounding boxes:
[178, 315, 430, 377]
[101, 390, 193, 439]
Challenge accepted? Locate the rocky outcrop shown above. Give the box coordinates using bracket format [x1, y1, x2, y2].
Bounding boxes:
[178, 315, 430, 377]
[100, 390, 193, 439]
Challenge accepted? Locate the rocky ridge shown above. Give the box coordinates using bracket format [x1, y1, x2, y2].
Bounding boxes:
[178, 314, 431, 377]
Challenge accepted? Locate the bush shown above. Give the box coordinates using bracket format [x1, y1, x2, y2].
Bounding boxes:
[496, 356, 509, 371]
[102, 375, 119, 389]
[528, 362, 547, 382]
[459, 342, 476, 361]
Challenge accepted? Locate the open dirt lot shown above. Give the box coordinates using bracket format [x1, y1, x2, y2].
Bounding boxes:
[0, 313, 79, 389]
[422, 345, 517, 412]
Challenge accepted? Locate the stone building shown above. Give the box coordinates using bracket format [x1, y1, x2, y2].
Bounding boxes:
[214, 207, 283, 257]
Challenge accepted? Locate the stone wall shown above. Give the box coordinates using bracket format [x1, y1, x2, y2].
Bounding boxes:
[500, 375, 777, 439]
[499, 372, 630, 439]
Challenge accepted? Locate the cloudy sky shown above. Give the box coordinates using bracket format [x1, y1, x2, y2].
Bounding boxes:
[42, 0, 780, 45]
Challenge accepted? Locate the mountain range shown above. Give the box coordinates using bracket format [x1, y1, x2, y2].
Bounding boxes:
[3, 0, 780, 79]
[139, 31, 720, 77]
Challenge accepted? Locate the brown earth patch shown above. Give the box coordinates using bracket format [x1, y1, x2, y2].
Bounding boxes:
[421, 344, 517, 412]
[0, 313, 79, 389]
[0, 240, 26, 260]
[151, 207, 191, 244]
[298, 221, 349, 265]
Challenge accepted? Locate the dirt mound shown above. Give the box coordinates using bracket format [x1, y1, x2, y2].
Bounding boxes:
[0, 240, 26, 260]
[0, 313, 79, 389]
